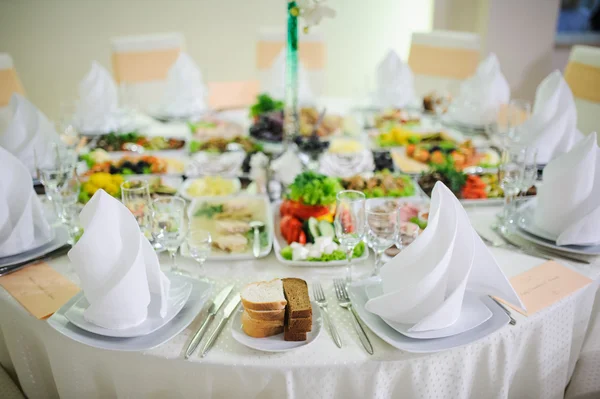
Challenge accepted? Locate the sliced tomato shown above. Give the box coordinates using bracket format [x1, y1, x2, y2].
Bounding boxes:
[298, 231, 307, 244]
[281, 200, 330, 220]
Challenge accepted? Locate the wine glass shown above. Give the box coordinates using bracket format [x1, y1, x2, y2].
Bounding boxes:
[518, 147, 538, 223]
[506, 99, 531, 145]
[121, 180, 153, 238]
[365, 199, 400, 277]
[152, 197, 187, 273]
[55, 175, 82, 244]
[334, 190, 366, 282]
[38, 165, 75, 223]
[498, 146, 526, 232]
[186, 229, 212, 278]
[58, 102, 80, 150]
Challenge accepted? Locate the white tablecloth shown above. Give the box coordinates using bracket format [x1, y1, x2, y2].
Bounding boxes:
[1, 206, 599, 399]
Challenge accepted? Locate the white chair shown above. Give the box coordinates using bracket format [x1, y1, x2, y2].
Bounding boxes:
[0, 53, 25, 133]
[111, 32, 185, 112]
[256, 28, 326, 97]
[408, 30, 481, 97]
[564, 45, 600, 135]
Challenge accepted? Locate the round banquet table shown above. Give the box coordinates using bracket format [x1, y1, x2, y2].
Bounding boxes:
[0, 206, 599, 399]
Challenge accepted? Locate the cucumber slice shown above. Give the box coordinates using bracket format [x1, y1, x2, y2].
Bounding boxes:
[307, 217, 320, 242]
[318, 220, 335, 238]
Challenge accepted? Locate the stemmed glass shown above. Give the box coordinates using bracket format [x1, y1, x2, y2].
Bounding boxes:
[365, 199, 400, 277]
[507, 99, 531, 145]
[186, 229, 212, 278]
[152, 197, 187, 273]
[58, 102, 80, 150]
[121, 180, 154, 241]
[517, 147, 538, 223]
[55, 175, 82, 244]
[498, 146, 527, 232]
[334, 190, 366, 282]
[39, 165, 75, 223]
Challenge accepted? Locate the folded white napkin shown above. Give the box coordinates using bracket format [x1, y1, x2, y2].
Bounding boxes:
[74, 61, 122, 134]
[158, 52, 207, 118]
[0, 94, 63, 176]
[263, 50, 314, 106]
[319, 150, 374, 178]
[447, 54, 510, 126]
[534, 132, 600, 246]
[365, 182, 523, 331]
[519, 70, 584, 164]
[0, 147, 53, 257]
[375, 50, 415, 108]
[271, 149, 303, 185]
[68, 190, 170, 329]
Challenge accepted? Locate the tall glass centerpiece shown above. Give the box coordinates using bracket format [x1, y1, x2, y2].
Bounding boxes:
[284, 1, 300, 151]
[284, 0, 335, 150]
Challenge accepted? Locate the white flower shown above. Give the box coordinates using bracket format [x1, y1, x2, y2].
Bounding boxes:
[303, 4, 336, 27]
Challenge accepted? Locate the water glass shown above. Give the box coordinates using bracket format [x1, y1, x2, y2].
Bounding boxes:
[506, 99, 531, 145]
[58, 102, 80, 149]
[54, 175, 82, 244]
[152, 197, 187, 273]
[186, 229, 212, 277]
[365, 199, 400, 277]
[39, 165, 75, 221]
[334, 190, 366, 281]
[519, 147, 538, 195]
[121, 180, 153, 233]
[499, 146, 527, 231]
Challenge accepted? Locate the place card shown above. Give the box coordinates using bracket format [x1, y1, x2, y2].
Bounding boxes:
[501, 261, 592, 316]
[0, 263, 80, 319]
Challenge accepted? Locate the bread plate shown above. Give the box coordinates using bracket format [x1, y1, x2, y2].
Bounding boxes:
[231, 302, 322, 352]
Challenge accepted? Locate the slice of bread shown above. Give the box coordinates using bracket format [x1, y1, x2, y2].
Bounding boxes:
[282, 278, 312, 319]
[242, 310, 283, 329]
[245, 308, 285, 322]
[241, 279, 287, 311]
[284, 324, 307, 341]
[287, 315, 312, 333]
[242, 311, 284, 338]
[242, 321, 284, 338]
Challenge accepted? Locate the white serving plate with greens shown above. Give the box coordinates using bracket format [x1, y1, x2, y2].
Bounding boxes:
[272, 200, 369, 267]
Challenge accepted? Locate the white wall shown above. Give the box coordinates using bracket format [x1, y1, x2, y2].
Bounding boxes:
[434, 0, 561, 101]
[0, 0, 433, 120]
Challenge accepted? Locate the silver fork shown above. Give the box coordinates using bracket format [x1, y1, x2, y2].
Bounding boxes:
[312, 282, 342, 348]
[333, 279, 374, 355]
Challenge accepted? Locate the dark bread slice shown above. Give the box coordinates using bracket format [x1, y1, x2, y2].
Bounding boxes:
[287, 316, 312, 333]
[284, 324, 307, 341]
[282, 278, 312, 319]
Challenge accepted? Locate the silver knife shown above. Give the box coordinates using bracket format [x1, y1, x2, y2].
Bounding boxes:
[200, 294, 240, 358]
[184, 284, 234, 359]
[495, 227, 591, 265]
[0, 244, 72, 277]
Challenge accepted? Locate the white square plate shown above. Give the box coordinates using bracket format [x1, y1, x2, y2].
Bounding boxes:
[64, 278, 192, 338]
[47, 274, 212, 351]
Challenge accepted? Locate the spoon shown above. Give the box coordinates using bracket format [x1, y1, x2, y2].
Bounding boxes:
[249, 221, 265, 258]
[123, 142, 145, 154]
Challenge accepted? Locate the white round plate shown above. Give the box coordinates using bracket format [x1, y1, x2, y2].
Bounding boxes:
[347, 284, 509, 353]
[364, 281, 492, 339]
[517, 199, 559, 242]
[0, 226, 66, 268]
[516, 199, 600, 254]
[64, 278, 192, 338]
[47, 274, 213, 351]
[231, 302, 322, 352]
